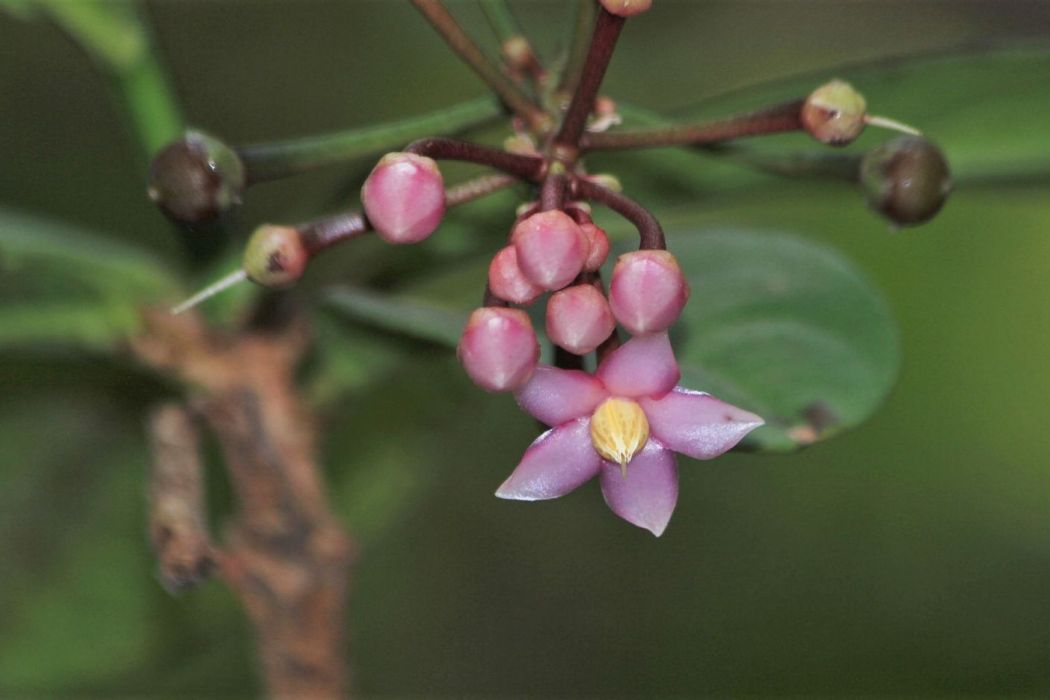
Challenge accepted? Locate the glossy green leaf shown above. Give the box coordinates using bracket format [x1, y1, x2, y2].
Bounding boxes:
[669, 229, 898, 452]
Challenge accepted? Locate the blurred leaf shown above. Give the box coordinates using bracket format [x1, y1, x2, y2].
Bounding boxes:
[0, 208, 175, 292]
[0, 209, 177, 351]
[669, 229, 898, 452]
[323, 285, 467, 348]
[0, 302, 139, 352]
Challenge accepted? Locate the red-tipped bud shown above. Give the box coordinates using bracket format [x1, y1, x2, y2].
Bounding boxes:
[243, 224, 308, 288]
[147, 130, 245, 225]
[802, 80, 868, 146]
[361, 152, 445, 244]
[599, 0, 652, 17]
[488, 245, 543, 305]
[609, 250, 689, 334]
[512, 210, 589, 291]
[580, 224, 610, 272]
[546, 285, 616, 355]
[458, 307, 540, 392]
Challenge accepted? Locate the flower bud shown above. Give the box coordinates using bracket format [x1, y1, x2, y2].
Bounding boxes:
[609, 250, 689, 334]
[580, 224, 610, 272]
[599, 0, 652, 17]
[458, 307, 540, 392]
[488, 245, 543, 305]
[512, 210, 589, 291]
[860, 136, 952, 226]
[546, 285, 616, 355]
[147, 130, 245, 225]
[243, 224, 307, 288]
[802, 80, 867, 146]
[361, 152, 445, 244]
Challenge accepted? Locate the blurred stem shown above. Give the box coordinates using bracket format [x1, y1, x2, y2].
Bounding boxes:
[616, 102, 861, 181]
[39, 0, 183, 155]
[410, 0, 550, 132]
[147, 403, 218, 594]
[132, 309, 354, 699]
[479, 0, 520, 44]
[581, 99, 806, 151]
[237, 96, 503, 184]
[557, 0, 596, 98]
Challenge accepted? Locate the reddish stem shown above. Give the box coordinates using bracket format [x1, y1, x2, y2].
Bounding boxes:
[574, 177, 665, 250]
[405, 137, 545, 181]
[553, 8, 625, 156]
[581, 99, 806, 151]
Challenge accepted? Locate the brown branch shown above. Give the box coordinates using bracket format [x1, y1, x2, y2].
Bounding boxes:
[132, 309, 353, 698]
[147, 402, 218, 594]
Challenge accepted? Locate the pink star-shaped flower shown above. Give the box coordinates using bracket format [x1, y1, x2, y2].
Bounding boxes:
[496, 332, 763, 536]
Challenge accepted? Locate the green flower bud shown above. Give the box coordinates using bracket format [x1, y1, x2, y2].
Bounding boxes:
[802, 80, 867, 146]
[243, 224, 307, 288]
[860, 136, 952, 226]
[147, 130, 245, 225]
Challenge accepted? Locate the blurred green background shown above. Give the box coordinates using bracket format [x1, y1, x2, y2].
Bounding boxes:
[2, 1, 1050, 696]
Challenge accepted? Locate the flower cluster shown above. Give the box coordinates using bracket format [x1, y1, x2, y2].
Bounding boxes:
[153, 2, 949, 538]
[354, 153, 762, 535]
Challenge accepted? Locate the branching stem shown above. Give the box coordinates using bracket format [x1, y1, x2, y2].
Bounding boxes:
[410, 0, 549, 131]
[553, 7, 625, 155]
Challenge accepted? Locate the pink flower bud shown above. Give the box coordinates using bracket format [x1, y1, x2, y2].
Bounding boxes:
[488, 245, 543, 305]
[546, 285, 616, 355]
[599, 0, 652, 17]
[361, 152, 445, 244]
[458, 307, 540, 392]
[609, 250, 690, 334]
[580, 224, 610, 272]
[512, 210, 589, 291]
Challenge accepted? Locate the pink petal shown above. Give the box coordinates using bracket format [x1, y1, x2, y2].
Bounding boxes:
[596, 332, 680, 399]
[515, 366, 609, 426]
[599, 442, 678, 536]
[642, 388, 764, 460]
[496, 418, 602, 501]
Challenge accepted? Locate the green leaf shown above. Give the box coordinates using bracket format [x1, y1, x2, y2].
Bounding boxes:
[0, 208, 175, 293]
[0, 209, 178, 352]
[669, 229, 899, 452]
[323, 285, 468, 348]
